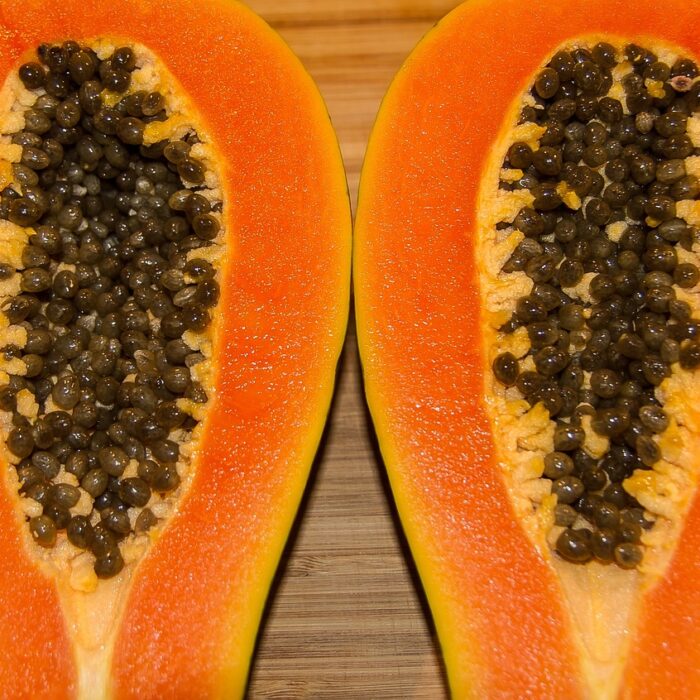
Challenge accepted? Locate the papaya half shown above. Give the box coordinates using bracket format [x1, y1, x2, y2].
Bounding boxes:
[355, 0, 700, 697]
[0, 1, 350, 698]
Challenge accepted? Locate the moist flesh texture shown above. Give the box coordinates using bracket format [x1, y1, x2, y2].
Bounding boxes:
[0, 39, 224, 589]
[478, 37, 700, 695]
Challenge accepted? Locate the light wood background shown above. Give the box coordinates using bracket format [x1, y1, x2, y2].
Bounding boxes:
[244, 2, 458, 697]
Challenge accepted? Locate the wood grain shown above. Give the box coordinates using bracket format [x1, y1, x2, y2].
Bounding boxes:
[245, 2, 458, 697]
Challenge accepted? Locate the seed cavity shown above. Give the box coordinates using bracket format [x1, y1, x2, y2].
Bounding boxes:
[482, 40, 700, 571]
[0, 39, 224, 586]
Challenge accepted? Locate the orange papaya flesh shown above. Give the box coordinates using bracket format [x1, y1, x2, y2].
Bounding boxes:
[0, 1, 350, 698]
[355, 1, 700, 698]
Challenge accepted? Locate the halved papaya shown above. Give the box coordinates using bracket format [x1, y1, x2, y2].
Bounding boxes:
[355, 1, 700, 697]
[0, 1, 350, 697]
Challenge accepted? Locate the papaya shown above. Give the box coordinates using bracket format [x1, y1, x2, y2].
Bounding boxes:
[355, 0, 700, 697]
[0, 1, 350, 697]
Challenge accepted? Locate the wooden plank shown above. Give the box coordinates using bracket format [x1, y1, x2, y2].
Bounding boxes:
[245, 2, 457, 697]
[249, 0, 457, 25]
[248, 335, 448, 698]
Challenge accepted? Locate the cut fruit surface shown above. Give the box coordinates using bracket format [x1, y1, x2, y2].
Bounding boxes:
[3, 37, 222, 585]
[355, 1, 700, 698]
[0, 1, 350, 698]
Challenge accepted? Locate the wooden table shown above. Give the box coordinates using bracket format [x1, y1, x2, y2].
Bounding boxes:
[244, 2, 458, 697]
